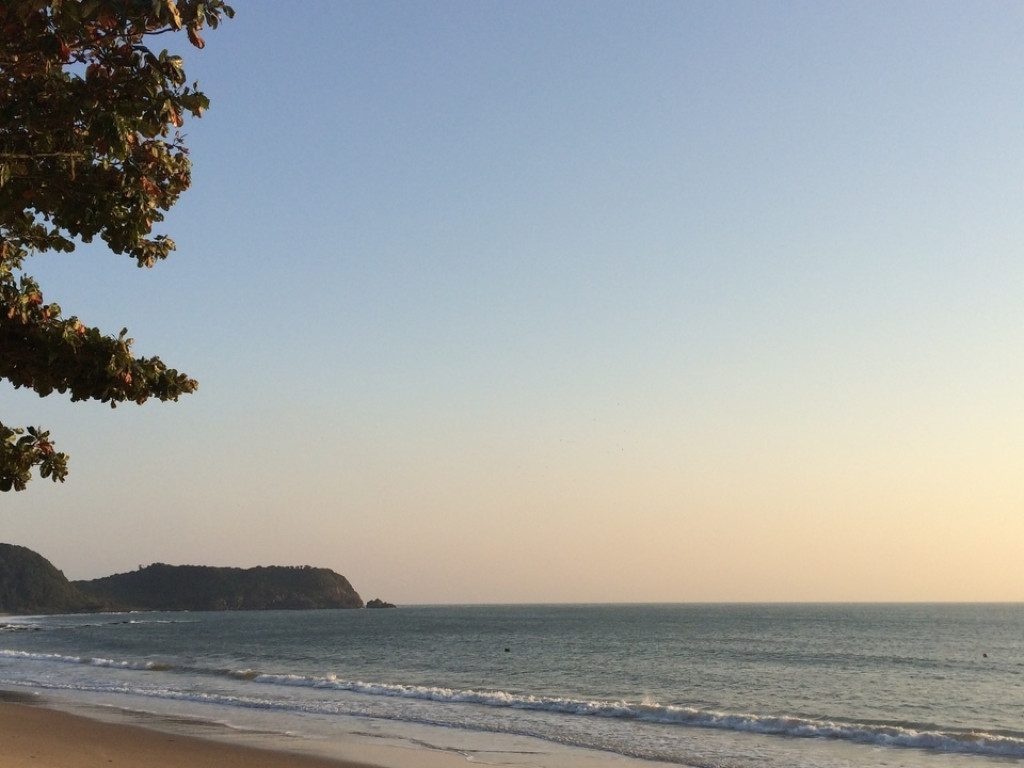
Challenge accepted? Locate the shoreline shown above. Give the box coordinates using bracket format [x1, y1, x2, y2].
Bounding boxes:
[0, 700, 368, 768]
[0, 690, 484, 768]
[0, 690, 643, 768]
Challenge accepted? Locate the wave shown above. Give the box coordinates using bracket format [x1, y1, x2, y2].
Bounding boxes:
[0, 623, 43, 633]
[0, 649, 174, 672]
[253, 675, 1024, 758]
[0, 617, 192, 633]
[3, 649, 1023, 759]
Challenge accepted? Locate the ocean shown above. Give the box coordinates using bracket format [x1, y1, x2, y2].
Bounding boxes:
[1, 603, 1022, 768]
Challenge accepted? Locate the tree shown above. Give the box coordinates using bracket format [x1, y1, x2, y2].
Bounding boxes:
[0, 0, 233, 491]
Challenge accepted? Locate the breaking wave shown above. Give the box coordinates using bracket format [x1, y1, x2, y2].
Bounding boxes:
[2, 648, 1022, 759]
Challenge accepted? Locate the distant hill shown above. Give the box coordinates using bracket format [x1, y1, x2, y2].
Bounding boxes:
[0, 543, 371, 614]
[74, 563, 364, 611]
[0, 543, 104, 614]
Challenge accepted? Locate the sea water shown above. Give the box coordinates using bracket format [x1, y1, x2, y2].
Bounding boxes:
[1, 604, 1022, 767]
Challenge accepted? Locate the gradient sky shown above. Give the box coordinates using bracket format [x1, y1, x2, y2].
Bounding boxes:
[4, 1, 1024, 603]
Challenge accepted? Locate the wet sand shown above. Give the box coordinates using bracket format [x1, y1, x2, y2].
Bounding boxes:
[0, 701, 377, 768]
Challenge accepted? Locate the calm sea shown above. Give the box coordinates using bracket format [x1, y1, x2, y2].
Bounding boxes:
[1, 604, 1022, 768]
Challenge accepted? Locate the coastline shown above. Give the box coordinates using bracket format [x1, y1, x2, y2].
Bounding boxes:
[0, 690, 644, 768]
[0, 690, 485, 768]
[8, 605, 1013, 768]
[0, 698, 385, 768]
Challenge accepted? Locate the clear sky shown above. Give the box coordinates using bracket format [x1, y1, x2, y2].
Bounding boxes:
[4, 1, 1024, 603]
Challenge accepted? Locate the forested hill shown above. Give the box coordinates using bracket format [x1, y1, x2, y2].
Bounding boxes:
[0, 543, 367, 613]
[0, 543, 103, 614]
[73, 563, 364, 611]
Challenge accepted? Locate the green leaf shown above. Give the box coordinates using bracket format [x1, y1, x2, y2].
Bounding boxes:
[0, 0, 231, 490]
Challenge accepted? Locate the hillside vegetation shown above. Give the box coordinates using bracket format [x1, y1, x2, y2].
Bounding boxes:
[0, 543, 103, 613]
[74, 563, 364, 611]
[0, 544, 366, 613]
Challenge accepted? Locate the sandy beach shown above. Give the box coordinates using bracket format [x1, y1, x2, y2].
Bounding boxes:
[0, 701, 373, 768]
[0, 695, 648, 768]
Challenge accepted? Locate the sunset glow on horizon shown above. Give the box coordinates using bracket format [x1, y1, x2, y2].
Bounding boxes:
[4, 1, 1023, 604]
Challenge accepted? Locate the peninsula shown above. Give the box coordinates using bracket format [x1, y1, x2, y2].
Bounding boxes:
[0, 543, 373, 614]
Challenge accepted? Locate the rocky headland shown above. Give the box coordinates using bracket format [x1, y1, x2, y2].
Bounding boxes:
[0, 543, 385, 614]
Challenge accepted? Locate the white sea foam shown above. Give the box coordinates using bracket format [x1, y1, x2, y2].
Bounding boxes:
[0, 648, 154, 671]
[242, 672, 1024, 758]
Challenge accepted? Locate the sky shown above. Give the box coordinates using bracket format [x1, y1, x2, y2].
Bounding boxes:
[3, 1, 1024, 604]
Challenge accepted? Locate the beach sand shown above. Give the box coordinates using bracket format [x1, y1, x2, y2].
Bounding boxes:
[0, 701, 375, 768]
[0, 695, 657, 768]
[0, 691, 637, 768]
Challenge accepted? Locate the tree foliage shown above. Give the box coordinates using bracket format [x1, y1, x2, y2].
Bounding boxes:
[0, 0, 232, 491]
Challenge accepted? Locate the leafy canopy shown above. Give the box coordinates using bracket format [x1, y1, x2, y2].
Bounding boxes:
[1, 0, 233, 491]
